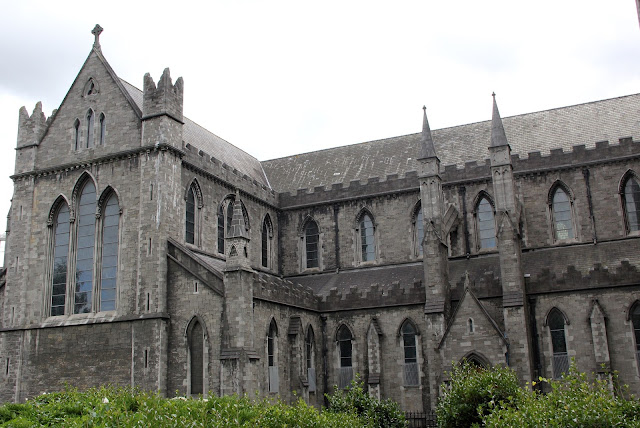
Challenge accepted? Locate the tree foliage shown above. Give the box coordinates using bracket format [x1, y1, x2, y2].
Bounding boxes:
[326, 377, 407, 428]
[436, 361, 521, 428]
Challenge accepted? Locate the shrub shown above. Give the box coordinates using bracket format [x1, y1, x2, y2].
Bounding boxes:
[326, 376, 407, 427]
[483, 364, 640, 427]
[436, 361, 520, 428]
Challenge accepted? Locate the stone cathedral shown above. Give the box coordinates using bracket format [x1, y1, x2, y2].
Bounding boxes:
[1, 26, 640, 412]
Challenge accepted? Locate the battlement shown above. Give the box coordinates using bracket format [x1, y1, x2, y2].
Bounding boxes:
[143, 68, 184, 122]
[253, 273, 320, 311]
[182, 143, 278, 205]
[318, 278, 425, 311]
[17, 102, 50, 148]
[276, 137, 640, 208]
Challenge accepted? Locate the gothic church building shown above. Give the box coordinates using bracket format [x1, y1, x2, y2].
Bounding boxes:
[2, 27, 640, 411]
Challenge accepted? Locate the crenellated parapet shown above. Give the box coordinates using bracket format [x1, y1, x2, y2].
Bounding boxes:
[142, 68, 184, 123]
[253, 273, 320, 311]
[17, 102, 50, 149]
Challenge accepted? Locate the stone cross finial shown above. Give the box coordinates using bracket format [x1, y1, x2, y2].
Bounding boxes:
[92, 24, 103, 49]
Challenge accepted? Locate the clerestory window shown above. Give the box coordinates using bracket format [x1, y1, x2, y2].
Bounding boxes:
[357, 211, 376, 262]
[414, 202, 424, 257]
[262, 215, 273, 269]
[303, 220, 320, 270]
[476, 196, 496, 250]
[623, 174, 640, 234]
[551, 186, 574, 241]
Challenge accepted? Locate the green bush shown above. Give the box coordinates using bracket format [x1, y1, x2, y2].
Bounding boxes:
[483, 364, 640, 427]
[0, 386, 364, 427]
[326, 376, 407, 427]
[436, 362, 520, 428]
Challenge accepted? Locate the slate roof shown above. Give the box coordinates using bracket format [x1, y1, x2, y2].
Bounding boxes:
[262, 94, 640, 193]
[120, 79, 270, 188]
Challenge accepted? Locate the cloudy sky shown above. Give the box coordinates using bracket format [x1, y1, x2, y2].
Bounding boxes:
[1, 0, 640, 226]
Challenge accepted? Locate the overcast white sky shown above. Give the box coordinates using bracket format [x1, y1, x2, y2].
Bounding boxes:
[1, 0, 640, 226]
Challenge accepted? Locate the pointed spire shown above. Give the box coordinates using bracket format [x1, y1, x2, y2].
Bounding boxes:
[419, 105, 437, 159]
[490, 92, 509, 147]
[227, 192, 249, 240]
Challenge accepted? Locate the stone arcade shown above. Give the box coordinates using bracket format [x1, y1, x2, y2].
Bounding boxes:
[1, 27, 640, 412]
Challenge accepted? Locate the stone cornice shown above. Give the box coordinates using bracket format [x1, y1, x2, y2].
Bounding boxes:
[10, 144, 184, 181]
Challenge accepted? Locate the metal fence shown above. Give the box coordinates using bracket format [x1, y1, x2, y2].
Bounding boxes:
[405, 411, 438, 427]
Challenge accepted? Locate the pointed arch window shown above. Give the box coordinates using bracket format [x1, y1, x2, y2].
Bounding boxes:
[631, 303, 640, 371]
[86, 110, 94, 148]
[358, 212, 376, 262]
[623, 175, 640, 234]
[99, 193, 119, 311]
[548, 308, 569, 379]
[74, 119, 80, 150]
[303, 220, 319, 269]
[268, 319, 279, 393]
[99, 113, 106, 145]
[306, 327, 316, 392]
[401, 321, 419, 386]
[189, 320, 204, 396]
[262, 215, 273, 269]
[337, 325, 353, 388]
[414, 203, 424, 257]
[75, 180, 96, 314]
[551, 186, 574, 241]
[51, 204, 70, 317]
[186, 187, 196, 245]
[476, 196, 496, 250]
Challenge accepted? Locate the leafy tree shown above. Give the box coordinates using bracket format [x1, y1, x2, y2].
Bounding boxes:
[326, 376, 407, 428]
[436, 361, 520, 428]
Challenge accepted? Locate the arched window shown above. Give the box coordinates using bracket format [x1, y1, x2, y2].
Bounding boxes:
[414, 202, 424, 257]
[186, 187, 196, 245]
[623, 175, 640, 234]
[268, 319, 279, 393]
[306, 327, 316, 392]
[74, 119, 80, 150]
[337, 325, 353, 388]
[548, 308, 569, 379]
[75, 180, 96, 314]
[99, 113, 106, 145]
[51, 203, 70, 317]
[86, 110, 94, 148]
[401, 321, 419, 386]
[189, 320, 204, 396]
[551, 186, 574, 241]
[468, 318, 474, 334]
[217, 196, 248, 255]
[303, 220, 319, 269]
[99, 193, 119, 311]
[476, 196, 496, 250]
[358, 212, 376, 262]
[262, 215, 273, 269]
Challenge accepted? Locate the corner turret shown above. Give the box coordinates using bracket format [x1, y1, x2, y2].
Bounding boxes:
[15, 102, 49, 174]
[141, 68, 184, 150]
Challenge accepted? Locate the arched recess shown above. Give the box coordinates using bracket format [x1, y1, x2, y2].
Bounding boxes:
[261, 214, 273, 269]
[300, 216, 320, 270]
[73, 119, 81, 150]
[411, 200, 424, 257]
[399, 318, 420, 386]
[86, 108, 95, 148]
[83, 77, 100, 97]
[336, 323, 355, 388]
[627, 301, 640, 374]
[186, 315, 209, 396]
[267, 318, 279, 393]
[545, 307, 570, 379]
[366, 319, 383, 398]
[620, 170, 640, 234]
[355, 207, 376, 263]
[460, 351, 491, 368]
[473, 191, 496, 250]
[305, 325, 317, 393]
[548, 180, 576, 242]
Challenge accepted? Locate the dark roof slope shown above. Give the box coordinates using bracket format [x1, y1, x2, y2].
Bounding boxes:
[120, 79, 270, 188]
[262, 94, 640, 193]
